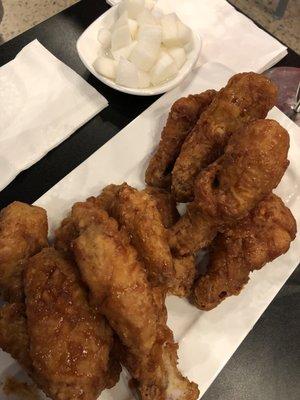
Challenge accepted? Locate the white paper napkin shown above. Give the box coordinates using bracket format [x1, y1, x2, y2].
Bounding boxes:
[0, 40, 108, 192]
[106, 0, 287, 73]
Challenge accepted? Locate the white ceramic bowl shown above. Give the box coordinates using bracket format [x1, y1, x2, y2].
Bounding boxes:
[76, 5, 202, 96]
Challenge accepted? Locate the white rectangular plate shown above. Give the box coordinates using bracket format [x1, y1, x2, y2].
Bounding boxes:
[0, 62, 299, 400]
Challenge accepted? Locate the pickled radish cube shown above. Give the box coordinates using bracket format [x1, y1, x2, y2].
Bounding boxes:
[129, 41, 160, 72]
[138, 71, 150, 88]
[167, 47, 186, 69]
[137, 9, 157, 26]
[119, 0, 145, 19]
[137, 24, 162, 47]
[97, 28, 111, 49]
[150, 51, 178, 85]
[177, 20, 192, 45]
[112, 41, 137, 61]
[111, 24, 132, 51]
[94, 57, 116, 79]
[128, 18, 138, 38]
[116, 58, 139, 88]
[113, 11, 129, 30]
[145, 0, 155, 10]
[161, 13, 179, 47]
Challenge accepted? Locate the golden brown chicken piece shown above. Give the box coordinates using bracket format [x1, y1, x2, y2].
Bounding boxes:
[191, 194, 297, 310]
[169, 119, 290, 256]
[0, 303, 32, 372]
[110, 184, 175, 288]
[73, 218, 199, 400]
[172, 72, 278, 202]
[0, 201, 48, 302]
[24, 247, 119, 400]
[193, 119, 289, 223]
[54, 196, 113, 258]
[145, 90, 217, 189]
[170, 255, 197, 297]
[144, 186, 180, 228]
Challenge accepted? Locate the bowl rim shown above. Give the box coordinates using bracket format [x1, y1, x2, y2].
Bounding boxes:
[76, 5, 202, 96]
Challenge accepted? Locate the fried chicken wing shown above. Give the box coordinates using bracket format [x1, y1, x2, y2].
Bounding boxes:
[0, 201, 48, 302]
[194, 119, 289, 223]
[145, 90, 217, 189]
[24, 247, 119, 400]
[144, 186, 180, 228]
[73, 219, 199, 400]
[172, 72, 278, 202]
[191, 194, 297, 310]
[110, 184, 175, 288]
[169, 119, 290, 256]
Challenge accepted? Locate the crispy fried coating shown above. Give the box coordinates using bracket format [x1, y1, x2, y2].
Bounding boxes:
[169, 204, 218, 257]
[110, 184, 175, 288]
[145, 91, 217, 188]
[24, 247, 118, 400]
[169, 255, 197, 297]
[73, 220, 199, 400]
[191, 194, 297, 310]
[172, 72, 278, 202]
[0, 303, 32, 372]
[194, 119, 290, 223]
[170, 119, 290, 256]
[144, 186, 180, 228]
[54, 196, 113, 257]
[0, 201, 48, 302]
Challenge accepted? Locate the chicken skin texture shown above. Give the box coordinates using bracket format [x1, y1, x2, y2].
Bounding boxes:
[172, 72, 278, 202]
[0, 201, 48, 302]
[24, 247, 119, 400]
[73, 218, 199, 400]
[169, 119, 290, 256]
[144, 186, 180, 229]
[145, 90, 217, 189]
[110, 184, 175, 288]
[191, 194, 297, 310]
[194, 119, 289, 223]
[0, 303, 32, 372]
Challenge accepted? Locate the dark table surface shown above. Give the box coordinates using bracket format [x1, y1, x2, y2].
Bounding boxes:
[0, 0, 299, 399]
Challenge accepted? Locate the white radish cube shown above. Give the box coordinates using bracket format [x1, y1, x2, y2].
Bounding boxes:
[119, 0, 145, 19]
[137, 9, 157, 26]
[137, 24, 162, 48]
[116, 58, 139, 88]
[138, 71, 150, 88]
[161, 13, 179, 47]
[150, 51, 178, 85]
[112, 41, 137, 62]
[128, 18, 138, 39]
[167, 47, 186, 69]
[97, 28, 111, 49]
[177, 20, 192, 45]
[145, 0, 155, 10]
[113, 11, 129, 30]
[111, 24, 132, 51]
[129, 41, 160, 72]
[93, 57, 116, 79]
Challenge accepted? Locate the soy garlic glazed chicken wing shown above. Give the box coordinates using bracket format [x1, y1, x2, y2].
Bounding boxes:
[0, 201, 48, 302]
[191, 194, 297, 310]
[24, 247, 119, 400]
[172, 72, 278, 202]
[145, 90, 217, 189]
[169, 119, 290, 256]
[73, 213, 199, 400]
